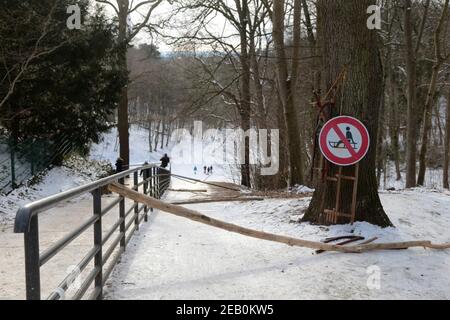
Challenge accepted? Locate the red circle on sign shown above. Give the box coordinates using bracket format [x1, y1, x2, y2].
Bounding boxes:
[319, 116, 370, 166]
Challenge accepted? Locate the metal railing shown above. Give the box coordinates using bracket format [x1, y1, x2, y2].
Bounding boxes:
[14, 163, 171, 300]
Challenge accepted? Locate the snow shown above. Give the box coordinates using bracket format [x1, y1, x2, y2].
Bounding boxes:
[89, 125, 170, 166]
[0, 155, 112, 225]
[380, 161, 447, 191]
[104, 163, 450, 300]
[290, 185, 315, 194]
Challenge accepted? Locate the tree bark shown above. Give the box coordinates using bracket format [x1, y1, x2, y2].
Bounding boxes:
[302, 0, 392, 227]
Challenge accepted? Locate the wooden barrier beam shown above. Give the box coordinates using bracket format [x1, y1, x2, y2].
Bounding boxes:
[107, 182, 450, 254]
[168, 189, 208, 193]
[171, 197, 264, 205]
[170, 174, 241, 192]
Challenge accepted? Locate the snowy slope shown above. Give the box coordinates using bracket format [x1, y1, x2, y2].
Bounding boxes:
[89, 125, 169, 166]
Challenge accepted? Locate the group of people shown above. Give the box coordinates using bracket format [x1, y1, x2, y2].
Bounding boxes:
[159, 155, 215, 177]
[193, 165, 214, 175]
[203, 166, 214, 175]
[159, 154, 216, 177]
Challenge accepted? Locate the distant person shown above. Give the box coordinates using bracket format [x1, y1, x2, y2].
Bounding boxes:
[204, 166, 207, 174]
[140, 161, 149, 177]
[160, 154, 170, 168]
[194, 166, 198, 175]
[210, 166, 213, 174]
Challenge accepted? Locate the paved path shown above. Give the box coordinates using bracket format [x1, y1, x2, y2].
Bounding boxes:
[0, 180, 138, 300]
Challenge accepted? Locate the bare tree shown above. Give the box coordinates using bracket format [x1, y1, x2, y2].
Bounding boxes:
[96, 0, 163, 167]
[404, 0, 430, 188]
[417, 0, 449, 186]
[271, 0, 305, 186]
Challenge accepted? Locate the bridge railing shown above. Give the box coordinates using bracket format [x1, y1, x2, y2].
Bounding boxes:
[14, 164, 171, 300]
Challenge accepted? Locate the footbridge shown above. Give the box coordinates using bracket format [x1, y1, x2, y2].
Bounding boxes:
[13, 164, 171, 300]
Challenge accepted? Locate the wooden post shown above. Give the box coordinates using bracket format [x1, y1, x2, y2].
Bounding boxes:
[350, 163, 360, 224]
[334, 166, 343, 223]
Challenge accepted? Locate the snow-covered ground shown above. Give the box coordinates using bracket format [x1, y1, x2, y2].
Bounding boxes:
[1, 124, 450, 299]
[89, 125, 170, 166]
[0, 155, 112, 225]
[104, 163, 450, 300]
[381, 161, 447, 191]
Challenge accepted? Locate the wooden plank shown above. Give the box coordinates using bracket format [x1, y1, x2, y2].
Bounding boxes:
[107, 182, 450, 253]
[336, 175, 356, 181]
[171, 197, 264, 205]
[351, 163, 360, 224]
[316, 237, 365, 254]
[168, 189, 208, 193]
[334, 167, 343, 224]
[171, 174, 241, 191]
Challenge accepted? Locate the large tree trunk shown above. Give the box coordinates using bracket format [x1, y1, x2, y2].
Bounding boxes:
[272, 0, 304, 187]
[302, 0, 392, 227]
[118, 0, 130, 167]
[404, 0, 418, 188]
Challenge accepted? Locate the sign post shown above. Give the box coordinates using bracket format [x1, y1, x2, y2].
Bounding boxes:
[318, 116, 370, 224]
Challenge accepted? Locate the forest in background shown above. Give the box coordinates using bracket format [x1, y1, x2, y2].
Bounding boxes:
[122, 0, 450, 192]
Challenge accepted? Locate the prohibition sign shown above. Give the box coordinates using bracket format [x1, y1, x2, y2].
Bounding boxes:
[319, 116, 370, 166]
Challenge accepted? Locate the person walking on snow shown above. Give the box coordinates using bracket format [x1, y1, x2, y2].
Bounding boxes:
[160, 154, 170, 168]
[194, 166, 198, 175]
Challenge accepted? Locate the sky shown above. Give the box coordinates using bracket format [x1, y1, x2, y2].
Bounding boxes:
[93, 0, 239, 54]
